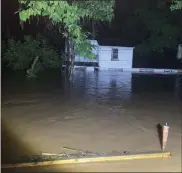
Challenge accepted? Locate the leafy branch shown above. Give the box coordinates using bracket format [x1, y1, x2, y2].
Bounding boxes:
[170, 0, 182, 10]
[18, 0, 115, 59]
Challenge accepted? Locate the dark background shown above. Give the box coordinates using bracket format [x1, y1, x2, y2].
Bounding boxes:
[2, 0, 182, 69]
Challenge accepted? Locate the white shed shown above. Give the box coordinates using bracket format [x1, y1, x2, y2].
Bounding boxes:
[74, 39, 134, 70]
[98, 45, 134, 70]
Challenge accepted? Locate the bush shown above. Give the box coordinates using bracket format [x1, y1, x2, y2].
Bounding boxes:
[3, 35, 61, 77]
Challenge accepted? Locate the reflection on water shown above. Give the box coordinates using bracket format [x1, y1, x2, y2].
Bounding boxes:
[2, 71, 182, 104]
[72, 71, 133, 102]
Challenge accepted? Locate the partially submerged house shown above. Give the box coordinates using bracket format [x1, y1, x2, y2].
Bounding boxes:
[74, 39, 134, 70]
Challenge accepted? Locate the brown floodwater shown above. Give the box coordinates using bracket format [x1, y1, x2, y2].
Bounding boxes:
[1, 71, 182, 172]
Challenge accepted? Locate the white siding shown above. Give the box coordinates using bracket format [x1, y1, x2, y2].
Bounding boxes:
[98, 46, 134, 69]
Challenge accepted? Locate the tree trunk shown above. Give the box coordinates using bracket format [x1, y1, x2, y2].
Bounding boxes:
[92, 20, 96, 39]
[69, 39, 75, 81]
[26, 56, 39, 77]
[65, 37, 70, 77]
[64, 35, 75, 81]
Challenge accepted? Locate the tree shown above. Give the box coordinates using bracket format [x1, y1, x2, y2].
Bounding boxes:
[18, 0, 115, 80]
[170, 0, 182, 10]
[134, 9, 182, 58]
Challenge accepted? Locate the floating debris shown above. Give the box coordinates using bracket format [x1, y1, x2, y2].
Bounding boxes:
[18, 150, 132, 164]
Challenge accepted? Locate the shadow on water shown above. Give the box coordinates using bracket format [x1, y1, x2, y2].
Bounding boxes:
[1, 120, 33, 164]
[1, 120, 67, 172]
[156, 123, 163, 150]
[132, 74, 176, 93]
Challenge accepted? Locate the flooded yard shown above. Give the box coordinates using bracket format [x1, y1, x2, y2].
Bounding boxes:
[1, 71, 182, 172]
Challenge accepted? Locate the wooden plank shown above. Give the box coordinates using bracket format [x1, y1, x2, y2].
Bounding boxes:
[2, 152, 171, 169]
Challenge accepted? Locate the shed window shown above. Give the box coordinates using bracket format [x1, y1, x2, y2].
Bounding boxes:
[111, 49, 119, 60]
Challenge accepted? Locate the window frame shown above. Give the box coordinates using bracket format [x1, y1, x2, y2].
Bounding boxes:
[111, 48, 119, 61]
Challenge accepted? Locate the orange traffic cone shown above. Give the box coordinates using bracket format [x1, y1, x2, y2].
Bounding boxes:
[162, 122, 169, 151]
